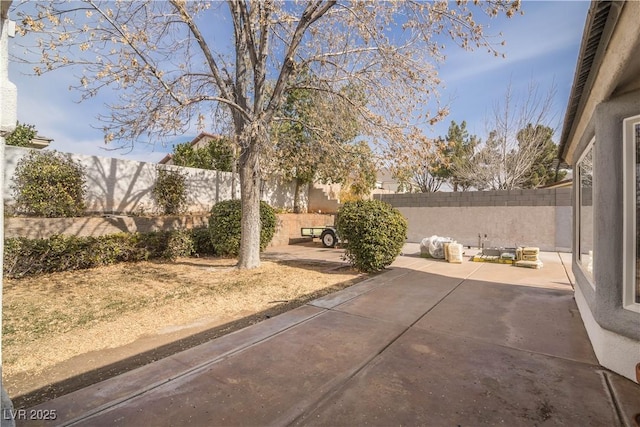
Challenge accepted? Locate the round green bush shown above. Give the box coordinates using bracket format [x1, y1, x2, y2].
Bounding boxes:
[11, 150, 86, 217]
[208, 200, 277, 256]
[190, 226, 216, 256]
[152, 167, 188, 215]
[336, 199, 407, 273]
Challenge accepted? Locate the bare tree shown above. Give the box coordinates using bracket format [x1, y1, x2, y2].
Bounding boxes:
[391, 133, 450, 193]
[454, 81, 557, 190]
[12, 0, 521, 268]
[390, 121, 479, 193]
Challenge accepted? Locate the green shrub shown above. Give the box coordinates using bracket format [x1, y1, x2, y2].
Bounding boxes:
[152, 167, 188, 215]
[134, 230, 169, 259]
[336, 199, 407, 273]
[3, 229, 200, 278]
[6, 122, 37, 147]
[11, 150, 86, 217]
[190, 226, 216, 256]
[4, 234, 138, 278]
[172, 137, 234, 172]
[163, 229, 195, 260]
[208, 200, 276, 256]
[91, 233, 148, 263]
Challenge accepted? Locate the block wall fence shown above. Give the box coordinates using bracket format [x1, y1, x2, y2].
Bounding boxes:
[376, 188, 573, 252]
[4, 213, 335, 248]
[3, 146, 309, 215]
[3, 147, 573, 251]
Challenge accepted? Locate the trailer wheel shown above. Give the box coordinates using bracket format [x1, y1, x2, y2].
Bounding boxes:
[320, 229, 337, 248]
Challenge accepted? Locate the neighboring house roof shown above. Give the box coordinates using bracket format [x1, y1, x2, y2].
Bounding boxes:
[375, 168, 410, 192]
[29, 134, 52, 149]
[158, 153, 172, 164]
[158, 132, 221, 164]
[558, 1, 640, 164]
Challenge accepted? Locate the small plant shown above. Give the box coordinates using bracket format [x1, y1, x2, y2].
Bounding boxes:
[152, 167, 188, 215]
[208, 200, 276, 256]
[336, 199, 407, 273]
[11, 150, 86, 217]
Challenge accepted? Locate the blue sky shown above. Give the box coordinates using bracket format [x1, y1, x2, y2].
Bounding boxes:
[7, 1, 591, 163]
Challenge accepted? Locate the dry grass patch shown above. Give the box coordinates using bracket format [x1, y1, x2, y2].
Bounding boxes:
[2, 256, 364, 384]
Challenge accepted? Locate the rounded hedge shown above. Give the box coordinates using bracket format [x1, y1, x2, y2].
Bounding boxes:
[152, 167, 188, 215]
[208, 200, 277, 256]
[11, 150, 86, 217]
[336, 199, 407, 273]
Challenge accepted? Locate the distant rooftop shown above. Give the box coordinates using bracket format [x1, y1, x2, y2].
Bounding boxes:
[30, 134, 53, 149]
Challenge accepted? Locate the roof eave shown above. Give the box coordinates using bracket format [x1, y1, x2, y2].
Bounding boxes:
[558, 1, 624, 163]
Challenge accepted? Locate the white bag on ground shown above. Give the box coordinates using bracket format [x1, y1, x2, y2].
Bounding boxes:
[420, 237, 432, 257]
[428, 236, 453, 259]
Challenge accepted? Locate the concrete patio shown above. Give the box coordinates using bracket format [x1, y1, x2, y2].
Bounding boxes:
[16, 243, 640, 426]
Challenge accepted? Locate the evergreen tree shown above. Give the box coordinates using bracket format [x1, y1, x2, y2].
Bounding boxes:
[443, 121, 479, 191]
[517, 124, 566, 188]
[171, 137, 234, 172]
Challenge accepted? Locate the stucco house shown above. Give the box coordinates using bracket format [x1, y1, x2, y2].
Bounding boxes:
[559, 0, 640, 383]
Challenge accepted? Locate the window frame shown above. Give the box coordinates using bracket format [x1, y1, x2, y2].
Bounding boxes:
[576, 137, 595, 289]
[622, 115, 640, 312]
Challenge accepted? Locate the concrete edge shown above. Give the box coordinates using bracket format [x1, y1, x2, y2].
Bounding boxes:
[603, 371, 640, 427]
[24, 305, 327, 426]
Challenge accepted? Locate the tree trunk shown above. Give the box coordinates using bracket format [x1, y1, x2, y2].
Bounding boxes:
[237, 141, 262, 269]
[231, 139, 238, 199]
[293, 178, 302, 214]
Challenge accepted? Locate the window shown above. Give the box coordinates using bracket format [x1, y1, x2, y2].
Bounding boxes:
[577, 140, 594, 283]
[623, 116, 640, 312]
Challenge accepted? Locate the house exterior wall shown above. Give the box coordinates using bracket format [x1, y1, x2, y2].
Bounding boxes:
[569, 89, 640, 381]
[1, 4, 19, 419]
[559, 1, 640, 383]
[376, 189, 572, 252]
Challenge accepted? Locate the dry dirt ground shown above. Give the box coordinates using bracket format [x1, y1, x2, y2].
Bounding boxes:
[2, 254, 366, 408]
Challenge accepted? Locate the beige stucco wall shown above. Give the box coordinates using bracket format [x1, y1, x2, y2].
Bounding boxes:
[308, 183, 341, 213]
[398, 206, 569, 252]
[4, 213, 336, 249]
[3, 215, 210, 239]
[269, 213, 335, 247]
[378, 189, 573, 252]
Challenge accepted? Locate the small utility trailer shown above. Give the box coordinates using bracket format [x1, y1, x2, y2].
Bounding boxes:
[300, 226, 338, 248]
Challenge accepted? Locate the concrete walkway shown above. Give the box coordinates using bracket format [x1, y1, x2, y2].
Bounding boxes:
[18, 244, 640, 426]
